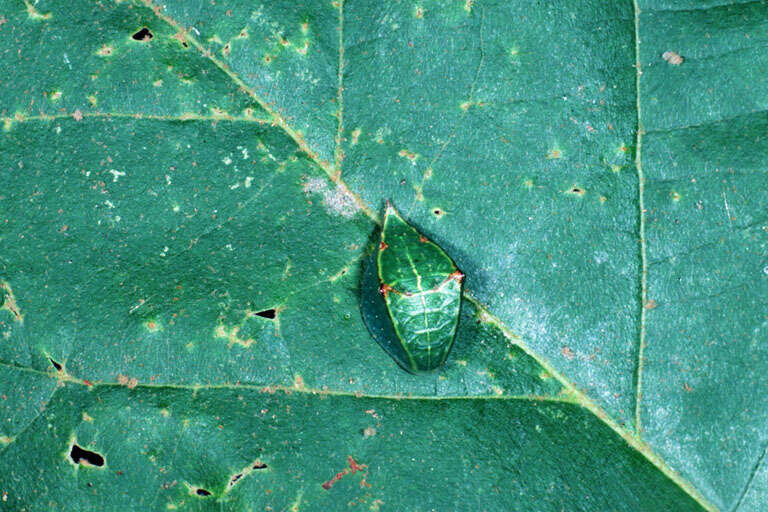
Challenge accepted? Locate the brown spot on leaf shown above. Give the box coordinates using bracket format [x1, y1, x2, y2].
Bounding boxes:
[322, 456, 368, 490]
[561, 346, 575, 360]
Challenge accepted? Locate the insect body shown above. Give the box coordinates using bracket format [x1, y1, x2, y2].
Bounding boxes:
[377, 203, 463, 373]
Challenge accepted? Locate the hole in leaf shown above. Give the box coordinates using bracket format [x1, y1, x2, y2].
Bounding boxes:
[432, 208, 443, 216]
[196, 488, 212, 497]
[132, 27, 153, 41]
[253, 462, 268, 470]
[229, 473, 243, 485]
[49, 358, 62, 371]
[254, 309, 276, 320]
[70, 444, 104, 467]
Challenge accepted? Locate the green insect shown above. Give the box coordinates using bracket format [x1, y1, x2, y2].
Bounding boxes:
[375, 202, 464, 373]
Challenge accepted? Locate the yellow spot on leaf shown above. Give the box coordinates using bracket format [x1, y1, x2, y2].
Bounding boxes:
[398, 149, 419, 162]
[1, 281, 23, 323]
[351, 128, 361, 145]
[545, 148, 562, 159]
[25, 0, 51, 19]
[215, 324, 256, 347]
[144, 318, 162, 332]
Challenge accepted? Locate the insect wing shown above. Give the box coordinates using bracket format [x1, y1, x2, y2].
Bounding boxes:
[377, 204, 463, 372]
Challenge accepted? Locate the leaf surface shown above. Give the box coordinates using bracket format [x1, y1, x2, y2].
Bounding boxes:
[1, 0, 766, 510]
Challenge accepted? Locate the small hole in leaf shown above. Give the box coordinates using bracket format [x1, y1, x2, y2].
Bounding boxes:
[132, 27, 153, 41]
[70, 444, 104, 467]
[253, 462, 268, 470]
[49, 358, 62, 371]
[254, 309, 276, 320]
[432, 208, 443, 216]
[229, 473, 243, 485]
[196, 488, 212, 497]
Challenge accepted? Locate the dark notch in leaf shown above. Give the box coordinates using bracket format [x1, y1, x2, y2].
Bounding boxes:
[229, 473, 243, 486]
[195, 488, 212, 497]
[253, 462, 268, 469]
[70, 444, 104, 467]
[254, 309, 276, 320]
[131, 27, 153, 41]
[49, 358, 62, 371]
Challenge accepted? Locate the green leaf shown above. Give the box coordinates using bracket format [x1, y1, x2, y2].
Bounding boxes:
[1, 0, 765, 510]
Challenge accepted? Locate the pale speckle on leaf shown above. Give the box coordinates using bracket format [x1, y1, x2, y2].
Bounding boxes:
[662, 51, 683, 65]
[302, 177, 360, 218]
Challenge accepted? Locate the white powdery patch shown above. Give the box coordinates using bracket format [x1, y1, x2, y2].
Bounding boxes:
[302, 177, 360, 218]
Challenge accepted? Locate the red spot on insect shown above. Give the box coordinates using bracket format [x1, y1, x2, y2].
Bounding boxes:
[379, 241, 389, 251]
[322, 456, 368, 490]
[83, 380, 93, 386]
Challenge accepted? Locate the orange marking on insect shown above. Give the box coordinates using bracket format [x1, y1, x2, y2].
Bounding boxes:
[379, 241, 389, 251]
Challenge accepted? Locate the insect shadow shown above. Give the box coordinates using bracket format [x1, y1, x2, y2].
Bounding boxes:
[358, 226, 414, 373]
